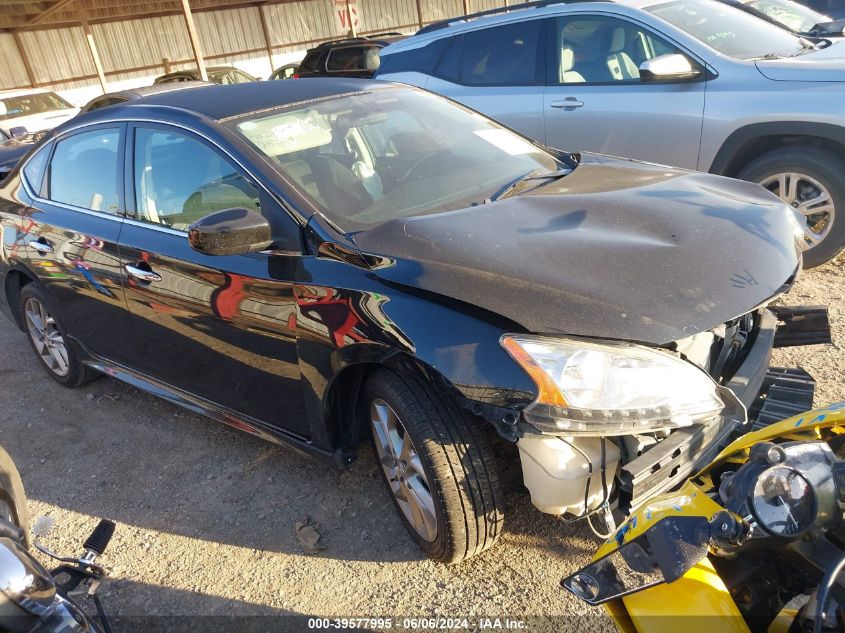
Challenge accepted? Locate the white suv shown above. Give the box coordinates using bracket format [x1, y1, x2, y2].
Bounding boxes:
[377, 0, 845, 266]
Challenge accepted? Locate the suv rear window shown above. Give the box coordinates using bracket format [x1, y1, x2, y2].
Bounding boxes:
[299, 50, 322, 73]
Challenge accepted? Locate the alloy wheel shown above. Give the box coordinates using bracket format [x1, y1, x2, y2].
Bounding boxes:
[23, 296, 70, 377]
[759, 172, 835, 248]
[370, 398, 438, 542]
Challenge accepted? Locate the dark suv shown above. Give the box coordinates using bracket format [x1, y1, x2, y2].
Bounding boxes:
[292, 34, 406, 79]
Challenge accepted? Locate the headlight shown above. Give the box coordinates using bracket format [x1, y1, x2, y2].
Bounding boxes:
[501, 335, 724, 435]
[751, 466, 816, 537]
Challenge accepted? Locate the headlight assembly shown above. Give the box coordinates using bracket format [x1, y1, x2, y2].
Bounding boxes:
[501, 335, 725, 435]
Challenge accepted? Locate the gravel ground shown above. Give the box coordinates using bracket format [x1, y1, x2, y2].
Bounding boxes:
[1, 259, 843, 632]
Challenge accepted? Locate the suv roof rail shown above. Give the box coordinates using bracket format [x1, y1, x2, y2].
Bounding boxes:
[314, 36, 372, 47]
[367, 31, 404, 37]
[416, 0, 606, 35]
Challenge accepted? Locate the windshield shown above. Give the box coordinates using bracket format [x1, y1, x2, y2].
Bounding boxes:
[231, 87, 561, 231]
[648, 0, 807, 59]
[746, 0, 831, 32]
[0, 92, 73, 121]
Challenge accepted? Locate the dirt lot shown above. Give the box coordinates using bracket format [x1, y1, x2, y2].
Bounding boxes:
[1, 259, 843, 632]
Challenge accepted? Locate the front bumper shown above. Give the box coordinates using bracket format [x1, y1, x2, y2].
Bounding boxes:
[518, 306, 830, 517]
[618, 307, 828, 514]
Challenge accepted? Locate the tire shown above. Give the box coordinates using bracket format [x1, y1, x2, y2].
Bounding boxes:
[0, 445, 30, 548]
[737, 146, 845, 268]
[17, 283, 98, 388]
[364, 368, 505, 564]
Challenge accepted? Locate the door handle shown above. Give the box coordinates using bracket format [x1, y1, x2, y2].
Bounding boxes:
[125, 264, 162, 283]
[29, 239, 53, 254]
[550, 98, 584, 109]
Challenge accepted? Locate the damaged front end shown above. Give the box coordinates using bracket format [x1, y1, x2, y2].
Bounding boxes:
[505, 303, 831, 523]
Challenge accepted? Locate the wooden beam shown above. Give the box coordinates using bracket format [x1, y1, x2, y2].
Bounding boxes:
[14, 0, 77, 30]
[344, 0, 356, 37]
[462, 0, 470, 15]
[415, 0, 423, 29]
[257, 4, 275, 70]
[80, 15, 107, 92]
[180, 0, 208, 81]
[12, 31, 38, 87]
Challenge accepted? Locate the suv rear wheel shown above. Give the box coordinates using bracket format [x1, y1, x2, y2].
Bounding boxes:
[364, 369, 504, 563]
[737, 146, 845, 267]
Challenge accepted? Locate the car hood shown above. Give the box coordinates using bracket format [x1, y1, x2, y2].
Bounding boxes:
[755, 42, 845, 81]
[352, 154, 801, 346]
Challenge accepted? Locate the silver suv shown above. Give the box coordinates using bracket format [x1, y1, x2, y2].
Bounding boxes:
[377, 0, 845, 266]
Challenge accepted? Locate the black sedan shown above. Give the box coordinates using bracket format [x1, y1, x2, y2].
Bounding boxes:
[0, 80, 818, 563]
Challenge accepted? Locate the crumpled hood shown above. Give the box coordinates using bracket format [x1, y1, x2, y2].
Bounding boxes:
[756, 43, 845, 81]
[352, 153, 801, 345]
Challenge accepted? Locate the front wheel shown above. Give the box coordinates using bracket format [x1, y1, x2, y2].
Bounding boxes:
[737, 146, 845, 267]
[364, 369, 505, 564]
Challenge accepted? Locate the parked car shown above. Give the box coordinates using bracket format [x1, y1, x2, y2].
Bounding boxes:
[80, 81, 211, 113]
[291, 34, 406, 78]
[269, 63, 300, 80]
[377, 0, 845, 267]
[719, 0, 845, 38]
[0, 88, 79, 138]
[154, 65, 258, 85]
[0, 79, 820, 563]
[0, 137, 34, 182]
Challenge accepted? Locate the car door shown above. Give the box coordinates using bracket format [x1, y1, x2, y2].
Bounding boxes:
[116, 123, 309, 437]
[543, 14, 707, 169]
[9, 125, 132, 361]
[424, 19, 547, 142]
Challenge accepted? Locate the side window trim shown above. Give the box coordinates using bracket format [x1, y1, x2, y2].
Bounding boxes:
[546, 11, 708, 86]
[39, 122, 127, 216]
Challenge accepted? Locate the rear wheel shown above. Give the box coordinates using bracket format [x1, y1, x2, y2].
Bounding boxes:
[18, 284, 98, 387]
[0, 445, 30, 547]
[737, 146, 845, 267]
[364, 369, 504, 564]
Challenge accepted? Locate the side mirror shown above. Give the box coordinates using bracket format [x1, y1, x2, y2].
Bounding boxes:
[9, 126, 28, 140]
[639, 54, 701, 82]
[187, 208, 273, 256]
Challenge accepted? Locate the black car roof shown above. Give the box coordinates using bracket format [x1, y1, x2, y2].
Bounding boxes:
[125, 78, 387, 121]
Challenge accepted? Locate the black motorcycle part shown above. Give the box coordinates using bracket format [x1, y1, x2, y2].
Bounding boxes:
[83, 520, 115, 555]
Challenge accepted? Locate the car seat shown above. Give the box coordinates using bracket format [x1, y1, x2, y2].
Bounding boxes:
[606, 27, 640, 80]
[560, 46, 585, 83]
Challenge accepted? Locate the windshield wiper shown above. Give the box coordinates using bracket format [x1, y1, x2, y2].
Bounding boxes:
[482, 167, 571, 204]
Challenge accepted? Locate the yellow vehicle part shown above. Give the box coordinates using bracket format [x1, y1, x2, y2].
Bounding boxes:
[592, 404, 845, 631]
[622, 558, 749, 633]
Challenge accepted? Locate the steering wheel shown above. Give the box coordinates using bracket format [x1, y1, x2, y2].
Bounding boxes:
[398, 152, 441, 182]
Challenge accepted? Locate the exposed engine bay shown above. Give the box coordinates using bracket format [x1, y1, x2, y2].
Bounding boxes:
[515, 305, 831, 529]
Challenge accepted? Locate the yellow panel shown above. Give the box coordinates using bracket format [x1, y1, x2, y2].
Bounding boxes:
[620, 558, 750, 633]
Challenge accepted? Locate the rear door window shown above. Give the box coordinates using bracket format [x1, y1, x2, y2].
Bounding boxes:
[48, 128, 121, 214]
[460, 20, 543, 85]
